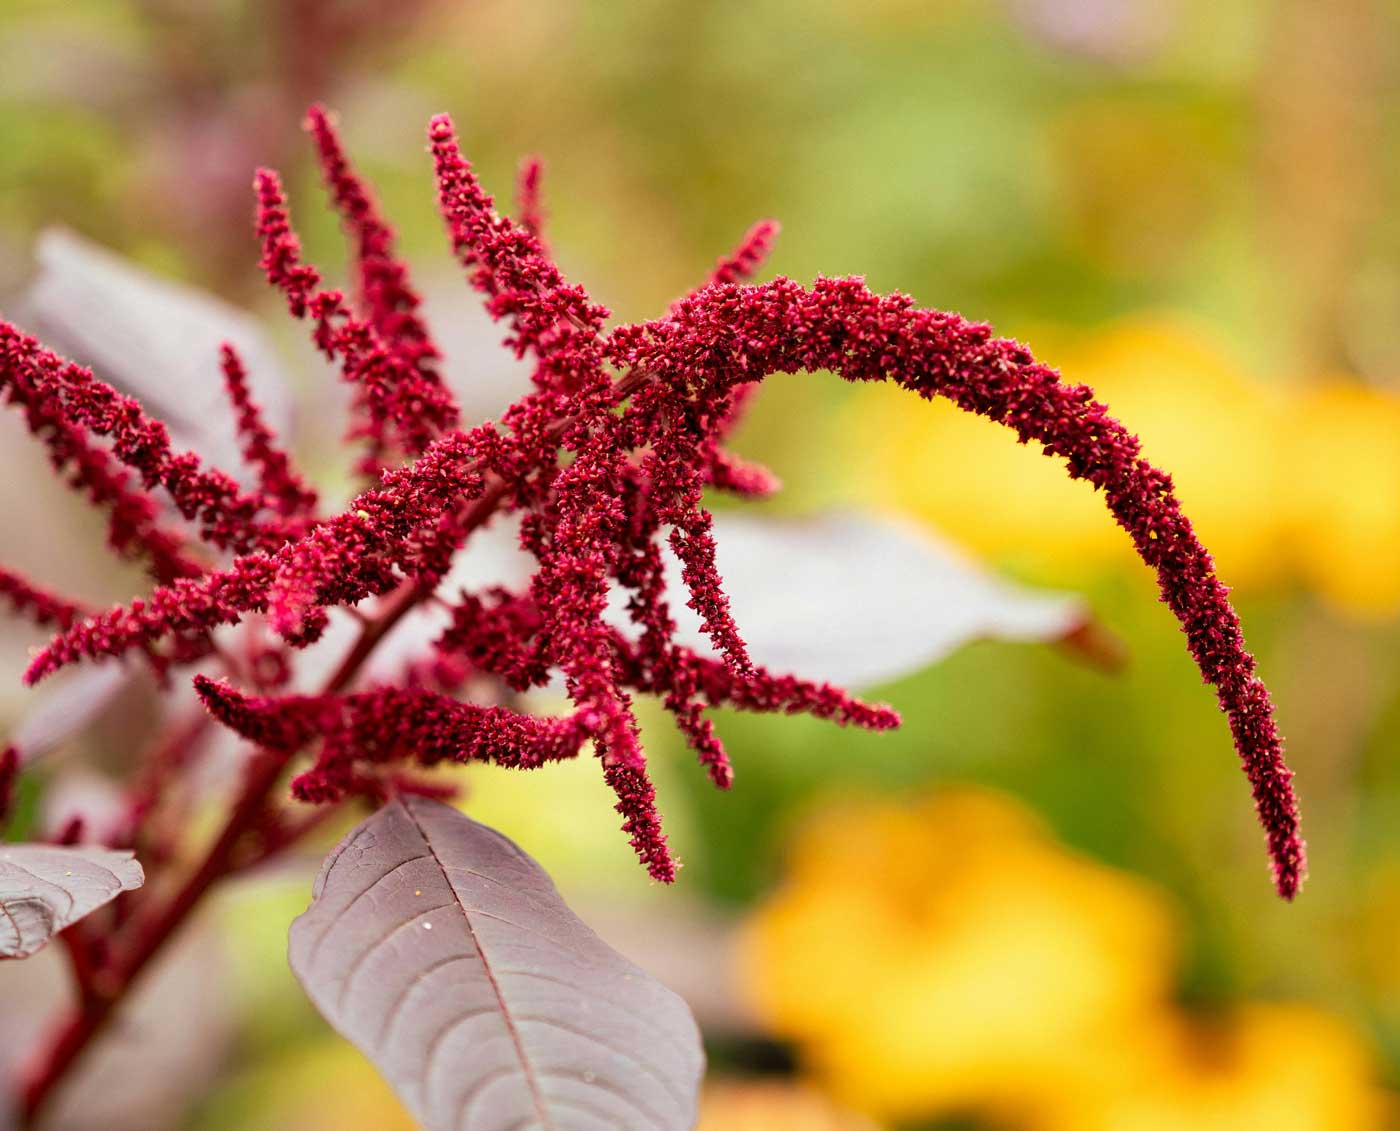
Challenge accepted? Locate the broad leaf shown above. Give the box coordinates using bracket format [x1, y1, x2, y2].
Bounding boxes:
[23, 228, 292, 473]
[289, 797, 705, 1131]
[657, 511, 1094, 688]
[0, 844, 143, 959]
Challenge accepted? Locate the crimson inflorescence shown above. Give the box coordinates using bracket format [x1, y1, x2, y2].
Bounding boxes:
[0, 108, 1304, 896]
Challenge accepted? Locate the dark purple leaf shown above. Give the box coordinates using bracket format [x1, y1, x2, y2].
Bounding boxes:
[289, 797, 705, 1131]
[0, 844, 143, 959]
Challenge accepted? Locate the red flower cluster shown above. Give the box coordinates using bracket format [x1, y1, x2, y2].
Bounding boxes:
[0, 107, 1304, 896]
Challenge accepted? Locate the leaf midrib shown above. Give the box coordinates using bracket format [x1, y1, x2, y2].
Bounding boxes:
[404, 802, 556, 1131]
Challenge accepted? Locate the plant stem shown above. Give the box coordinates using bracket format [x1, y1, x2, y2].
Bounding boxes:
[19, 745, 291, 1124]
[18, 586, 419, 1125]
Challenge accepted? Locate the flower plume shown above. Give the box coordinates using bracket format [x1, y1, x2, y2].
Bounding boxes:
[1, 107, 1303, 897]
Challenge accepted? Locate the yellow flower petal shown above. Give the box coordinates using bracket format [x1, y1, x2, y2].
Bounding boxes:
[740, 787, 1178, 1121]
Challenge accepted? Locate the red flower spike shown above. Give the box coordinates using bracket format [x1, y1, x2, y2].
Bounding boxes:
[604, 761, 675, 883]
[305, 105, 458, 471]
[429, 113, 610, 402]
[262, 428, 487, 637]
[24, 557, 277, 684]
[708, 219, 780, 288]
[431, 114, 685, 861]
[705, 446, 782, 498]
[194, 676, 594, 803]
[25, 420, 494, 679]
[642, 399, 755, 678]
[607, 275, 1305, 899]
[254, 167, 456, 470]
[516, 155, 546, 243]
[435, 587, 551, 692]
[695, 221, 783, 493]
[193, 674, 328, 751]
[1, 325, 203, 583]
[305, 105, 440, 366]
[648, 643, 902, 733]
[12, 107, 1304, 898]
[0, 565, 92, 631]
[615, 525, 734, 789]
[1, 323, 294, 555]
[219, 343, 319, 518]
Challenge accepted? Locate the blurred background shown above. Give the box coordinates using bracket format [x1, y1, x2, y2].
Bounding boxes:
[2, 1, 1399, 1128]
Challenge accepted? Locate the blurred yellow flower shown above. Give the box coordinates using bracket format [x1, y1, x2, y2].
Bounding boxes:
[700, 1079, 882, 1130]
[739, 788, 1178, 1122]
[1044, 1005, 1391, 1131]
[740, 788, 1392, 1129]
[842, 314, 1400, 616]
[1287, 382, 1400, 616]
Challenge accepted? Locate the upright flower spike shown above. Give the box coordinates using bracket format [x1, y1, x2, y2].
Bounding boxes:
[708, 219, 780, 288]
[432, 113, 691, 877]
[687, 221, 785, 498]
[219, 343, 319, 518]
[254, 167, 457, 468]
[305, 104, 458, 471]
[515, 155, 546, 243]
[0, 351, 204, 582]
[305, 104, 441, 369]
[429, 114, 610, 400]
[1, 327, 203, 584]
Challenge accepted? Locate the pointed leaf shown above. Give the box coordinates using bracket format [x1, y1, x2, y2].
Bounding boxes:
[289, 796, 705, 1131]
[0, 844, 143, 959]
[659, 511, 1094, 688]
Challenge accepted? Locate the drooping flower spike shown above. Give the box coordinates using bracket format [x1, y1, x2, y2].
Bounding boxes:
[6, 107, 1303, 897]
